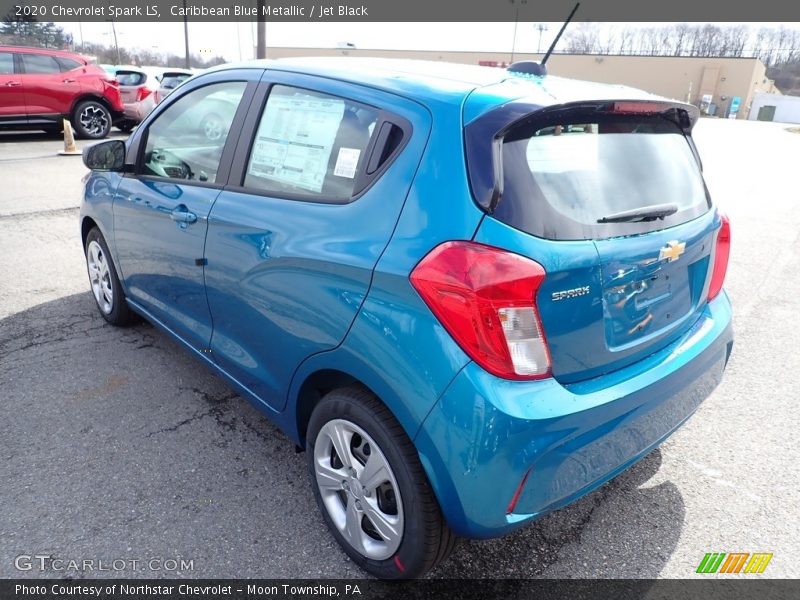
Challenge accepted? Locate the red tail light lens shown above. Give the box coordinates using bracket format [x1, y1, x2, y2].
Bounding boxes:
[708, 213, 731, 301]
[137, 87, 153, 102]
[410, 241, 551, 380]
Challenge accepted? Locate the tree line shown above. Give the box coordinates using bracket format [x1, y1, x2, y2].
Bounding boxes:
[1, 17, 226, 69]
[561, 23, 800, 67]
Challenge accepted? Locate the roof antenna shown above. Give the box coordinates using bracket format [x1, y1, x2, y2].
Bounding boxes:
[508, 2, 580, 77]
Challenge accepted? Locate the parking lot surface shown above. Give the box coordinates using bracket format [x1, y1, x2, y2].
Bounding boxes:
[1, 121, 799, 578]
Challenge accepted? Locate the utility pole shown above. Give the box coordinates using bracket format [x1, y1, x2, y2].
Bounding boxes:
[256, 0, 266, 59]
[183, 0, 190, 68]
[510, 0, 527, 63]
[536, 23, 549, 53]
[109, 20, 120, 64]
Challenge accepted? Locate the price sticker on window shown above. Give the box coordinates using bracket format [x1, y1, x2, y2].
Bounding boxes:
[333, 147, 361, 179]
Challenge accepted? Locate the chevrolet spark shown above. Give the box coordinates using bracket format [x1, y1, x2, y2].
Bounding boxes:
[80, 58, 733, 579]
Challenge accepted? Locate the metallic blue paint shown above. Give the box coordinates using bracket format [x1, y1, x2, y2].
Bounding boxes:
[414, 294, 732, 538]
[473, 211, 720, 383]
[204, 71, 433, 413]
[112, 179, 219, 351]
[80, 59, 734, 541]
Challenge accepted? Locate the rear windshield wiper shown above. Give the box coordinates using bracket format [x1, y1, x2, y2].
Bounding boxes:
[597, 203, 679, 223]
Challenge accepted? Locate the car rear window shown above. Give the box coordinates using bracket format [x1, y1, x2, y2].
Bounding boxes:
[161, 74, 191, 89]
[116, 71, 146, 86]
[495, 114, 710, 240]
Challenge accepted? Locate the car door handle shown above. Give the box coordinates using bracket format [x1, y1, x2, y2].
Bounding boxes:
[5, 81, 21, 87]
[62, 78, 76, 84]
[170, 207, 197, 224]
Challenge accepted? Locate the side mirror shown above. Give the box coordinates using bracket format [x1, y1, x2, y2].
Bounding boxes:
[83, 140, 126, 171]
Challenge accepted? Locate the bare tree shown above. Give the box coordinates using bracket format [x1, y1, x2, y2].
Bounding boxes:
[563, 23, 601, 54]
[554, 21, 800, 82]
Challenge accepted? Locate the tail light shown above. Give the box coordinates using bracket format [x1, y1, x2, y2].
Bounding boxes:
[410, 241, 551, 380]
[136, 87, 153, 102]
[708, 213, 731, 301]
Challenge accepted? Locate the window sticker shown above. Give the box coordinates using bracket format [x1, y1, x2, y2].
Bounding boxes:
[248, 93, 345, 193]
[333, 147, 361, 179]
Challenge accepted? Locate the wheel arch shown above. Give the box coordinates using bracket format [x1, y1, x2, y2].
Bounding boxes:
[294, 368, 374, 448]
[80, 215, 99, 248]
[70, 94, 116, 121]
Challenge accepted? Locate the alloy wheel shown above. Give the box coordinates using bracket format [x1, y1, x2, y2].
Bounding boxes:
[79, 105, 110, 137]
[86, 240, 113, 314]
[313, 419, 404, 560]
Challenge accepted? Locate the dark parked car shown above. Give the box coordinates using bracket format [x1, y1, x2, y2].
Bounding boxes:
[0, 46, 124, 138]
[154, 69, 194, 104]
[80, 58, 733, 578]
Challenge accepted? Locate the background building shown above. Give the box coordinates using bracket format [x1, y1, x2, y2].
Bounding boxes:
[265, 47, 780, 120]
[748, 92, 800, 123]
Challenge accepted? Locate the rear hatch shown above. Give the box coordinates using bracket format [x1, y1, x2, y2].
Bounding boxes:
[115, 70, 147, 103]
[468, 100, 718, 383]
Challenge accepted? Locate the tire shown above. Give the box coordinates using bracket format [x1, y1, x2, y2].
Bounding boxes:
[84, 227, 137, 326]
[117, 120, 136, 134]
[307, 386, 457, 579]
[72, 100, 112, 139]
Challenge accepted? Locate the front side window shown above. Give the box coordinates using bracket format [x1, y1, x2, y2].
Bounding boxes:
[244, 85, 379, 200]
[0, 52, 14, 75]
[141, 81, 247, 184]
[496, 115, 710, 240]
[21, 53, 60, 75]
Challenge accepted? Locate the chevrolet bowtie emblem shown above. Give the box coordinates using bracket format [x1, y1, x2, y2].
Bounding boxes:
[659, 240, 686, 262]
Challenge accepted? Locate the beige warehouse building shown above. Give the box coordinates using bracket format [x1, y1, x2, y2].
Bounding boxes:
[265, 47, 780, 120]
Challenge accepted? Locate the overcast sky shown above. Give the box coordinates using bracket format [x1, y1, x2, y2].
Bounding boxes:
[57, 21, 800, 62]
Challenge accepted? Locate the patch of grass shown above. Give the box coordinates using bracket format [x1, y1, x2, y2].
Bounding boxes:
[787, 127, 800, 134]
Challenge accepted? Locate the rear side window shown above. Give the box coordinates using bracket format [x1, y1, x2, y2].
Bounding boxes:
[496, 115, 710, 240]
[55, 57, 82, 71]
[244, 85, 379, 201]
[21, 53, 60, 75]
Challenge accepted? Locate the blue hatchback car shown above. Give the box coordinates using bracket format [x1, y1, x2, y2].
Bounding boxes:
[80, 58, 733, 579]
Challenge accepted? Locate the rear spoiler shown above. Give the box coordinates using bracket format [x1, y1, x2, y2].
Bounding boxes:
[465, 98, 700, 212]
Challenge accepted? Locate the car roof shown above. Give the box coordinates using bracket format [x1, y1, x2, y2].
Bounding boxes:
[211, 57, 670, 119]
[1, 45, 89, 62]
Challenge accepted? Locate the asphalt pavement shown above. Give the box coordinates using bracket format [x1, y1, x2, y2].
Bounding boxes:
[0, 121, 798, 578]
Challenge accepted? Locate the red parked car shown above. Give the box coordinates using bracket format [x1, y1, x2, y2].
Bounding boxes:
[0, 46, 123, 139]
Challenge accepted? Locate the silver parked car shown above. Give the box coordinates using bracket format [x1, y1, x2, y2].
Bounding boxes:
[114, 66, 194, 133]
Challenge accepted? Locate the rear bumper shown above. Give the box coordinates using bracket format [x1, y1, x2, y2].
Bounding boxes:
[414, 293, 733, 538]
[121, 98, 155, 123]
